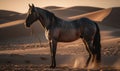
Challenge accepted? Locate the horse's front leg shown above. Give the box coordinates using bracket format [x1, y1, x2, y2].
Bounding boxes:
[49, 39, 57, 68]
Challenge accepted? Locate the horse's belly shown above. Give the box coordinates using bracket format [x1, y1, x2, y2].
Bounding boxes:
[58, 31, 80, 42]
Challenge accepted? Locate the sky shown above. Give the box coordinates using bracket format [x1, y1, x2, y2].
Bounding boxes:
[0, 0, 120, 13]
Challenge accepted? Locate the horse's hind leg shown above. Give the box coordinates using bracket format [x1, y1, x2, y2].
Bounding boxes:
[82, 39, 91, 68]
[82, 38, 95, 68]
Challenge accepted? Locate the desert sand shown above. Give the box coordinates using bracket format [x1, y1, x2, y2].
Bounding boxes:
[0, 6, 120, 71]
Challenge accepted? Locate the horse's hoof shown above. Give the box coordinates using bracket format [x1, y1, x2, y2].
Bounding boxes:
[50, 65, 56, 69]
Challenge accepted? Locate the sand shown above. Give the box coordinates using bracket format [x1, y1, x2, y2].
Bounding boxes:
[0, 6, 120, 70]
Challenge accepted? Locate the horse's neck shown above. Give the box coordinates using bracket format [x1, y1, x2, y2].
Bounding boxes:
[37, 13, 74, 30]
[37, 19, 46, 31]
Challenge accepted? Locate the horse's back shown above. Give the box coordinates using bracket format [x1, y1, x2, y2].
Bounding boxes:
[72, 18, 97, 38]
[79, 18, 97, 29]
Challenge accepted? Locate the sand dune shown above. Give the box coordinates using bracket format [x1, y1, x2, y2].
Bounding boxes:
[45, 6, 103, 20]
[0, 6, 100, 43]
[0, 20, 24, 28]
[0, 6, 120, 70]
[43, 6, 63, 10]
[0, 10, 31, 41]
[0, 37, 120, 70]
[0, 10, 46, 43]
[0, 6, 120, 43]
[68, 8, 112, 22]
[0, 10, 26, 24]
[102, 7, 120, 28]
[63, 6, 103, 12]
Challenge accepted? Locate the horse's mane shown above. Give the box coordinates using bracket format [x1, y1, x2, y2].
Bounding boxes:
[36, 7, 57, 28]
[36, 7, 76, 29]
[36, 7, 55, 18]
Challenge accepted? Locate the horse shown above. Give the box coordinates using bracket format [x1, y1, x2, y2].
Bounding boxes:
[25, 4, 101, 68]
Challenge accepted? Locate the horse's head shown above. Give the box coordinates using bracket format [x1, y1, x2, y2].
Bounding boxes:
[25, 4, 39, 28]
[25, 4, 56, 29]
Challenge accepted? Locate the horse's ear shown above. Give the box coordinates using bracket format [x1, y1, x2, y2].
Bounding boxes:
[32, 4, 35, 8]
[31, 4, 36, 11]
[29, 4, 31, 8]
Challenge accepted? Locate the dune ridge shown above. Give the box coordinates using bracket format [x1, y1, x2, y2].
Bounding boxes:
[0, 10, 26, 24]
[68, 8, 112, 22]
[0, 20, 25, 28]
[0, 6, 119, 44]
[102, 7, 120, 28]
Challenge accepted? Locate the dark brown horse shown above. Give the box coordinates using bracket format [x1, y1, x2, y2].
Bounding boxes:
[25, 4, 101, 68]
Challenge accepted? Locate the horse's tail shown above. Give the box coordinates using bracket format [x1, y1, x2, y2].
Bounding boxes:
[93, 22, 101, 63]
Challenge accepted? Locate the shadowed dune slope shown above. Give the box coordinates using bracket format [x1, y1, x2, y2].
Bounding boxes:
[101, 7, 120, 28]
[65, 6, 103, 12]
[43, 6, 63, 10]
[44, 6, 103, 20]
[0, 23, 30, 40]
[0, 10, 29, 41]
[0, 21, 45, 41]
[0, 10, 26, 24]
[68, 8, 112, 22]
